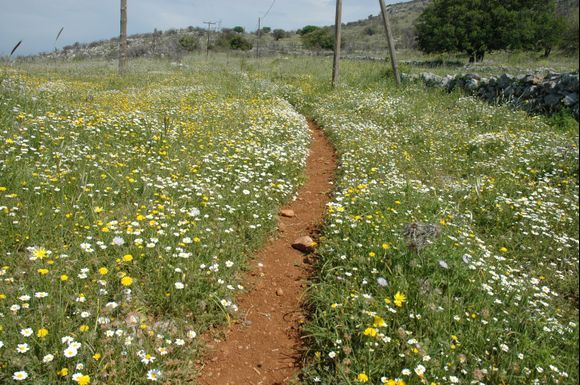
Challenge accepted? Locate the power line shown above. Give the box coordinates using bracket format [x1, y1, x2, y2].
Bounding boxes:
[262, 0, 277, 20]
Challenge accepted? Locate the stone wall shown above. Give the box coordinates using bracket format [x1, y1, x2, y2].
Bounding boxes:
[409, 72, 579, 119]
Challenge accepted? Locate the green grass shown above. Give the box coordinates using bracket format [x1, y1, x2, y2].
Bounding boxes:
[1, 53, 578, 385]
[0, 59, 310, 384]
[249, 56, 579, 385]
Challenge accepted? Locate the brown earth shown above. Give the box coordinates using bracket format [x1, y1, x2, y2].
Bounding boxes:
[197, 120, 336, 385]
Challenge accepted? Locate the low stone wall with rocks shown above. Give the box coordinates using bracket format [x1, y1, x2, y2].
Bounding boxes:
[408, 72, 579, 119]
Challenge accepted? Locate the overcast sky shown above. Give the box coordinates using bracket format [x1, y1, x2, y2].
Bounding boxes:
[0, 0, 410, 56]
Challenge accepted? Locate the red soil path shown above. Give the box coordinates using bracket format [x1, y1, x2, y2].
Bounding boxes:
[197, 120, 336, 385]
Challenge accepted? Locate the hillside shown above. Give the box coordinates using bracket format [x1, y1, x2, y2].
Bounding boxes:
[37, 0, 578, 60]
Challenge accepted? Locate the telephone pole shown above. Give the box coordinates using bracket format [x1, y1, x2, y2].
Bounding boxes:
[332, 0, 343, 88]
[379, 0, 401, 86]
[119, 0, 128, 74]
[203, 21, 216, 57]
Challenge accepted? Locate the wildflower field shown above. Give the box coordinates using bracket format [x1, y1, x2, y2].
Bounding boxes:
[0, 56, 578, 385]
[0, 60, 311, 384]
[267, 59, 579, 385]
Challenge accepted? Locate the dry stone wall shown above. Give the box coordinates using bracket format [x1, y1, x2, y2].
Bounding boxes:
[409, 72, 579, 119]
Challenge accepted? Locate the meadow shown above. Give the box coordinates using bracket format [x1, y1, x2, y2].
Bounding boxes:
[0, 59, 311, 384]
[1, 54, 579, 385]
[258, 58, 579, 385]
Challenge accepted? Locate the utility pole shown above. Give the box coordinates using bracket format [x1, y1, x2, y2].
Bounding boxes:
[203, 21, 216, 58]
[257, 17, 261, 58]
[119, 0, 128, 74]
[379, 0, 401, 86]
[332, 0, 343, 88]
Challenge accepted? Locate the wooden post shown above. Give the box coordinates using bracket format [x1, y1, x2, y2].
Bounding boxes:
[203, 21, 216, 58]
[119, 0, 128, 74]
[379, 0, 401, 86]
[332, 0, 342, 88]
[257, 17, 261, 58]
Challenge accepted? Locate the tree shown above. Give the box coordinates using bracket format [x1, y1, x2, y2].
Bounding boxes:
[178, 35, 199, 52]
[298, 25, 320, 36]
[216, 31, 253, 51]
[301, 28, 341, 51]
[272, 29, 287, 41]
[229, 35, 253, 51]
[232, 26, 245, 34]
[416, 0, 563, 62]
[559, 9, 579, 53]
[261, 27, 271, 34]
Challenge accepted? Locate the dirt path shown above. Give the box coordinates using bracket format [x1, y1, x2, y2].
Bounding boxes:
[197, 120, 336, 385]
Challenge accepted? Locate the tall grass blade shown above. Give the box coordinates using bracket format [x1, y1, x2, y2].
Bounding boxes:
[55, 27, 64, 44]
[10, 40, 22, 57]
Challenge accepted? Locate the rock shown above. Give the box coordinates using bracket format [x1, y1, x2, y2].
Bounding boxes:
[522, 74, 544, 85]
[544, 93, 562, 107]
[464, 78, 480, 92]
[421, 72, 443, 87]
[403, 223, 441, 252]
[563, 92, 578, 106]
[521, 85, 538, 99]
[280, 209, 295, 218]
[276, 288, 284, 296]
[292, 236, 315, 253]
[498, 74, 514, 88]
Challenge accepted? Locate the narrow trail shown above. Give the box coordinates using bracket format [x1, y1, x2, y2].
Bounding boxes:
[198, 120, 336, 385]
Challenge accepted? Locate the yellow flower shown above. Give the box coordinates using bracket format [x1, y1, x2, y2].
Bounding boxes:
[98, 267, 109, 275]
[499, 247, 508, 253]
[76, 375, 91, 385]
[32, 247, 48, 259]
[93, 353, 101, 360]
[37, 328, 49, 338]
[60, 274, 69, 281]
[121, 276, 133, 286]
[394, 291, 407, 307]
[37, 268, 49, 275]
[79, 325, 90, 332]
[369, 251, 376, 257]
[363, 327, 378, 337]
[373, 316, 386, 328]
[451, 335, 460, 349]
[57, 368, 69, 377]
[382, 243, 391, 250]
[122, 254, 133, 262]
[357, 373, 369, 383]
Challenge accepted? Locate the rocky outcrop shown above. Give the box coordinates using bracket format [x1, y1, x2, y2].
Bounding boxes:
[409, 71, 579, 119]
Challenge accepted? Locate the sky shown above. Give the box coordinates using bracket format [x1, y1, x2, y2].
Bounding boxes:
[0, 0, 410, 56]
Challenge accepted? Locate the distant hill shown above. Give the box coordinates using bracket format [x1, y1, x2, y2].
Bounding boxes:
[38, 0, 578, 60]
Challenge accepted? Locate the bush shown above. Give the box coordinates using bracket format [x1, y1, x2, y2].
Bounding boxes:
[301, 28, 341, 51]
[229, 35, 253, 51]
[178, 35, 199, 52]
[298, 25, 320, 36]
[272, 29, 288, 41]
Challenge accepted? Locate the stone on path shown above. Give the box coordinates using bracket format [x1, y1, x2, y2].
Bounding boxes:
[280, 209, 296, 218]
[292, 236, 315, 253]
